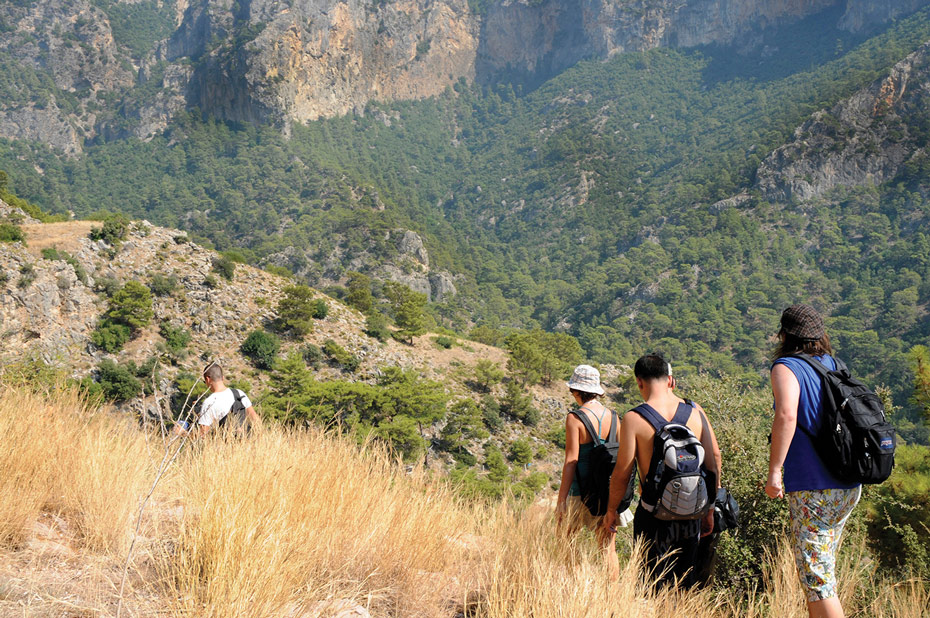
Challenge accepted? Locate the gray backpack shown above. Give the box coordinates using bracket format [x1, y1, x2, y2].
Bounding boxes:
[216, 388, 249, 432]
[632, 401, 711, 521]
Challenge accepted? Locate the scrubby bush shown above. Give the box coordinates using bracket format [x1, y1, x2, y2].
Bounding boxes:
[0, 223, 25, 243]
[106, 280, 154, 333]
[94, 275, 121, 297]
[500, 380, 540, 426]
[344, 271, 373, 313]
[159, 321, 191, 355]
[433, 335, 455, 349]
[241, 329, 280, 370]
[94, 359, 143, 402]
[506, 329, 583, 386]
[89, 213, 129, 247]
[211, 255, 235, 280]
[472, 359, 505, 392]
[481, 395, 504, 431]
[365, 312, 391, 341]
[91, 320, 131, 353]
[301, 343, 323, 369]
[311, 298, 328, 319]
[149, 272, 178, 296]
[508, 439, 534, 466]
[322, 339, 360, 372]
[468, 325, 505, 347]
[203, 274, 218, 288]
[275, 284, 315, 337]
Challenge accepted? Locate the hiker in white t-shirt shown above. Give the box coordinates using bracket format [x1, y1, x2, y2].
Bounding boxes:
[192, 362, 261, 436]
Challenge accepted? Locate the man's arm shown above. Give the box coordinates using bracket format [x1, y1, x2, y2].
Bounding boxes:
[767, 363, 799, 499]
[245, 406, 261, 428]
[602, 412, 638, 532]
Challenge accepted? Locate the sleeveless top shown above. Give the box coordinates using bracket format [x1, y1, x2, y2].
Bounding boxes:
[772, 355, 860, 493]
[568, 407, 607, 496]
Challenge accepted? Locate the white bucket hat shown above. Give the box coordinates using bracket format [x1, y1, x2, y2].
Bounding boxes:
[567, 364, 605, 395]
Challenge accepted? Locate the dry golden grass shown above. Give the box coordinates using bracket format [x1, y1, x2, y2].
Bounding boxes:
[20, 221, 97, 259]
[1, 384, 927, 617]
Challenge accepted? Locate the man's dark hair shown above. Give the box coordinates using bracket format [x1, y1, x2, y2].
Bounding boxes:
[203, 362, 224, 382]
[772, 330, 833, 361]
[570, 388, 599, 403]
[634, 354, 671, 381]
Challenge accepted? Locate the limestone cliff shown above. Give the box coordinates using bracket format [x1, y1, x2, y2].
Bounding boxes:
[755, 41, 930, 202]
[1, 0, 927, 149]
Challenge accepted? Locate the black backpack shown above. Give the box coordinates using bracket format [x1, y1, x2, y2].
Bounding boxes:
[570, 407, 635, 517]
[632, 401, 712, 521]
[790, 354, 896, 484]
[216, 388, 249, 432]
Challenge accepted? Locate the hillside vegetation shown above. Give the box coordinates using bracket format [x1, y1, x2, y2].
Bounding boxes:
[1, 383, 927, 617]
[1, 7, 929, 429]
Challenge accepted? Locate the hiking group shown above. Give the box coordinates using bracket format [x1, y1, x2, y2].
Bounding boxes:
[557, 304, 895, 618]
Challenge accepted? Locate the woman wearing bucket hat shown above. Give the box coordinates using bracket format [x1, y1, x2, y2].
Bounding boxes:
[556, 364, 631, 581]
[767, 305, 861, 618]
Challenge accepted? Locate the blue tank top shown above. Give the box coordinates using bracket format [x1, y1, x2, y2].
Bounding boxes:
[772, 355, 860, 493]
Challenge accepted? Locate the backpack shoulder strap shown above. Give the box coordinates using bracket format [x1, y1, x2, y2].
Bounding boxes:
[631, 403, 667, 434]
[789, 353, 846, 376]
[231, 388, 245, 405]
[606, 409, 618, 442]
[569, 409, 602, 445]
[671, 401, 693, 426]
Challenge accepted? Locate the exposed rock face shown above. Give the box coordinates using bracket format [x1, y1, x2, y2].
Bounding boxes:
[173, 0, 479, 125]
[477, 0, 841, 82]
[1, 0, 926, 150]
[839, 0, 929, 32]
[755, 42, 930, 202]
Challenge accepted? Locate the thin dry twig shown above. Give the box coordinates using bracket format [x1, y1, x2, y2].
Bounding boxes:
[116, 371, 207, 618]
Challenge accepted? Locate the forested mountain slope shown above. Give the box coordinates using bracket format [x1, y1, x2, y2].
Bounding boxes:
[1, 3, 930, 431]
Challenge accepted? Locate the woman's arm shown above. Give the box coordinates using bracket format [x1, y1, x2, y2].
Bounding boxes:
[767, 363, 800, 499]
[556, 414, 583, 522]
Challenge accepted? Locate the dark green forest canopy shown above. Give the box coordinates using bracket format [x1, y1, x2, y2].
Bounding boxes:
[2, 7, 930, 428]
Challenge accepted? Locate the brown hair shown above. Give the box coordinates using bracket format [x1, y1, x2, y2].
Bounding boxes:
[771, 329, 833, 361]
[570, 388, 599, 403]
[203, 362, 224, 382]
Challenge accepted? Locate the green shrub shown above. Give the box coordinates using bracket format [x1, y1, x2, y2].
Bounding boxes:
[311, 298, 328, 319]
[433, 335, 455, 349]
[95, 359, 143, 402]
[344, 271, 373, 312]
[149, 272, 178, 296]
[264, 264, 293, 279]
[481, 395, 504, 431]
[472, 359, 505, 392]
[0, 270, 9, 286]
[301, 343, 323, 369]
[159, 321, 191, 355]
[89, 213, 129, 246]
[91, 320, 131, 353]
[0, 223, 25, 243]
[365, 312, 391, 341]
[240, 329, 280, 370]
[211, 254, 235, 280]
[508, 438, 534, 465]
[500, 380, 540, 426]
[275, 285, 315, 336]
[106, 280, 154, 332]
[94, 275, 121, 297]
[867, 444, 930, 578]
[322, 339, 360, 372]
[203, 274, 218, 288]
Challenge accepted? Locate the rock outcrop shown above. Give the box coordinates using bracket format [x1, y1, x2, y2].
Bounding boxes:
[2, 0, 925, 150]
[755, 41, 930, 203]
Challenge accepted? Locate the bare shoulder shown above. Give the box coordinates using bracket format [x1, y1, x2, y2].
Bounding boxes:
[621, 409, 651, 435]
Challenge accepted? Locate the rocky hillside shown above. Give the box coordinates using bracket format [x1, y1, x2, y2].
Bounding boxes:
[755, 40, 930, 202]
[1, 0, 925, 153]
[1, 202, 632, 485]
